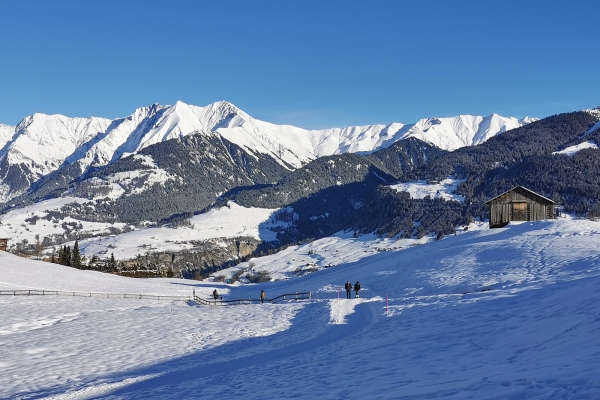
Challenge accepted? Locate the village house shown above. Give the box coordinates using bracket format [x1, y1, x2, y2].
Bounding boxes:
[485, 186, 556, 228]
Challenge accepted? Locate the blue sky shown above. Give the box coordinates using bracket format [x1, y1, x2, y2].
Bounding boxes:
[1, 0, 598, 128]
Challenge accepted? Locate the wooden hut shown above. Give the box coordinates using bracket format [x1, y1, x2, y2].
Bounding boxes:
[485, 186, 555, 228]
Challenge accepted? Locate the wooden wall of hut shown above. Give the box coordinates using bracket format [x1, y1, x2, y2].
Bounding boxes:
[486, 186, 554, 228]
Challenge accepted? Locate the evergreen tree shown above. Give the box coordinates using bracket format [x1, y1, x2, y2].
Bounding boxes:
[108, 253, 117, 272]
[88, 255, 99, 270]
[71, 241, 82, 269]
[64, 245, 72, 267]
[58, 246, 64, 265]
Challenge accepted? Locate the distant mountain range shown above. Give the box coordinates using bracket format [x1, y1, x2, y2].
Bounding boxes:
[1, 102, 600, 278]
[0, 100, 535, 203]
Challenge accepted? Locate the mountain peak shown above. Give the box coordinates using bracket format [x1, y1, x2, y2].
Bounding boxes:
[0, 101, 537, 203]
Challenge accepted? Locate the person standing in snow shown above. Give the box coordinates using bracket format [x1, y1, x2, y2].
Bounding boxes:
[344, 281, 352, 299]
[260, 289, 265, 304]
[213, 289, 219, 301]
[354, 281, 361, 298]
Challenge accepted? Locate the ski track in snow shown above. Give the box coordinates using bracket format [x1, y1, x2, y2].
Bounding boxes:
[1, 218, 600, 398]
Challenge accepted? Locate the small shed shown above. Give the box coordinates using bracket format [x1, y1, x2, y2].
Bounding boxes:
[0, 226, 10, 251]
[485, 186, 555, 228]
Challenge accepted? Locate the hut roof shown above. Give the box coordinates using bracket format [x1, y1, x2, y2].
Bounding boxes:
[485, 186, 556, 205]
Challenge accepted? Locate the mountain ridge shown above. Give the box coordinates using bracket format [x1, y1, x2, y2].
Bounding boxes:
[0, 101, 535, 202]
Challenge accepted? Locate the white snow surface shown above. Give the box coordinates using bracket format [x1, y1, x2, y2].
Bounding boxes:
[389, 177, 465, 202]
[77, 202, 290, 260]
[0, 101, 534, 202]
[0, 197, 131, 249]
[0, 123, 14, 147]
[2, 217, 600, 399]
[0, 199, 290, 260]
[552, 141, 598, 156]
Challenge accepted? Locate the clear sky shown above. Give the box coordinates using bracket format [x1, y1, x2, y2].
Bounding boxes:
[1, 0, 599, 129]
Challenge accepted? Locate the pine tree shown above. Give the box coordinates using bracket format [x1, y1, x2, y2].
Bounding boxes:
[88, 255, 99, 270]
[64, 245, 72, 267]
[71, 241, 82, 269]
[58, 246, 64, 265]
[108, 253, 117, 272]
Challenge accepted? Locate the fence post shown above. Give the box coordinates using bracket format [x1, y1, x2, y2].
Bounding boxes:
[386, 294, 388, 316]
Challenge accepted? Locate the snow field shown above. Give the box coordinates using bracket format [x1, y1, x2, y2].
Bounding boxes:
[211, 228, 443, 283]
[78, 202, 290, 260]
[1, 217, 600, 398]
[0, 199, 292, 261]
[389, 177, 465, 202]
[0, 197, 131, 251]
[0, 296, 305, 399]
[552, 140, 598, 156]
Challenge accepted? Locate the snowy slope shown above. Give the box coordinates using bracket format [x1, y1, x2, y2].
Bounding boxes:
[0, 123, 14, 148]
[0, 198, 292, 261]
[0, 113, 112, 178]
[0, 197, 132, 251]
[389, 177, 465, 202]
[77, 202, 292, 260]
[553, 140, 598, 156]
[1, 217, 600, 398]
[402, 114, 536, 150]
[0, 101, 535, 202]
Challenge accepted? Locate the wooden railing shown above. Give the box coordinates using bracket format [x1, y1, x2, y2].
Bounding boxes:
[0, 289, 192, 301]
[0, 288, 312, 305]
[193, 291, 311, 306]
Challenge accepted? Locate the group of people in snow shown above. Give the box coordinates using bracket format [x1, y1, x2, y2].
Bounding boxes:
[212, 283, 361, 304]
[344, 281, 361, 299]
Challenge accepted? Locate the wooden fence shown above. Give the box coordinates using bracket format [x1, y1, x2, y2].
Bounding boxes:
[193, 291, 312, 306]
[0, 289, 192, 301]
[0, 289, 312, 304]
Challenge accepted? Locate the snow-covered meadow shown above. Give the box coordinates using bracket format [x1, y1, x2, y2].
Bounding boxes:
[0, 199, 292, 261]
[389, 177, 465, 202]
[2, 217, 600, 399]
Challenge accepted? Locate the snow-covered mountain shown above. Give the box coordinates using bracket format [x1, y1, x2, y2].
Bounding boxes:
[0, 101, 535, 203]
[0, 123, 14, 145]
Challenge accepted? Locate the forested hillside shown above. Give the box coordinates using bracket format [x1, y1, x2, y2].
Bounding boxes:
[4, 133, 291, 224]
[228, 110, 600, 243]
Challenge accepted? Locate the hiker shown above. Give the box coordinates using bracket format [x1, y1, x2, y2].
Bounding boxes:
[260, 289, 266, 304]
[344, 281, 352, 299]
[354, 281, 361, 298]
[213, 289, 219, 300]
